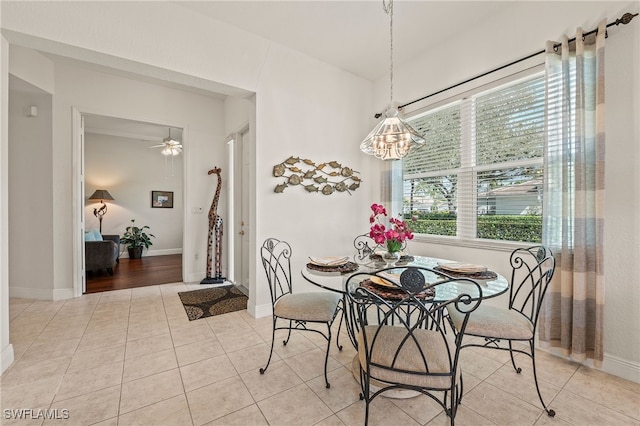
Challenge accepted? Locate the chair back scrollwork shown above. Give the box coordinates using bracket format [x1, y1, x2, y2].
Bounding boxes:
[260, 238, 293, 306]
[508, 246, 555, 326]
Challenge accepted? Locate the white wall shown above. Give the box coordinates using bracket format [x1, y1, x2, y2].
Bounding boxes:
[84, 132, 184, 255]
[376, 1, 640, 380]
[8, 77, 54, 297]
[0, 28, 15, 373]
[253, 44, 376, 313]
[0, 1, 375, 317]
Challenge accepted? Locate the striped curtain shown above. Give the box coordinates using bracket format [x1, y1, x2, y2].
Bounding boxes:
[540, 20, 606, 365]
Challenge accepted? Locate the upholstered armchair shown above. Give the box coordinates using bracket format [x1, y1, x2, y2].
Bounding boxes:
[85, 232, 120, 274]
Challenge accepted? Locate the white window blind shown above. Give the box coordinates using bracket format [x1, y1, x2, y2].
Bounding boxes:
[403, 73, 545, 243]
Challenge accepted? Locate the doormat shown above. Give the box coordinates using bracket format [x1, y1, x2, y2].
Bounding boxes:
[178, 286, 248, 321]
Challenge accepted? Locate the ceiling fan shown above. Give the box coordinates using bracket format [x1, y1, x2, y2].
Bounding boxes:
[151, 128, 183, 156]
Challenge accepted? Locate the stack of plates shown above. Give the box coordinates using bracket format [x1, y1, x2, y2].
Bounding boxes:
[308, 256, 350, 267]
[437, 262, 487, 274]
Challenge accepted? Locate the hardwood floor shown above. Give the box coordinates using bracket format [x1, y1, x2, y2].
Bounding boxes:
[85, 254, 183, 294]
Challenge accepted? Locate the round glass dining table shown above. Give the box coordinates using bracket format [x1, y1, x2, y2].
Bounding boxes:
[301, 255, 509, 301]
[301, 255, 509, 399]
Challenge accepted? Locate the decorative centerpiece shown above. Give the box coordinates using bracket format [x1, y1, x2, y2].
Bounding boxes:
[368, 203, 415, 266]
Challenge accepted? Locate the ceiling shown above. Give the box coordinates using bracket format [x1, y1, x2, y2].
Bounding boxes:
[46, 1, 513, 140]
[84, 114, 182, 144]
[175, 1, 511, 81]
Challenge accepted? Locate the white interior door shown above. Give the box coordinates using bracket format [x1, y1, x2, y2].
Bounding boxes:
[239, 128, 250, 289]
[230, 127, 250, 289]
[72, 108, 86, 295]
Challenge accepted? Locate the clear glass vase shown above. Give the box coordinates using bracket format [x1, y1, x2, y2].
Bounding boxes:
[382, 251, 401, 267]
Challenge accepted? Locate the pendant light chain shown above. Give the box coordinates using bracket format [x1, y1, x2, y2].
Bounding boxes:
[360, 0, 426, 160]
[384, 0, 394, 106]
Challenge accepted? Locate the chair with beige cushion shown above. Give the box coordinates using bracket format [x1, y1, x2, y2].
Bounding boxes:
[259, 237, 343, 388]
[347, 267, 482, 425]
[447, 246, 556, 417]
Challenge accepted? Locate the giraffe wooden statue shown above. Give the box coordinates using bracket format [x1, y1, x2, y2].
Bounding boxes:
[200, 166, 227, 285]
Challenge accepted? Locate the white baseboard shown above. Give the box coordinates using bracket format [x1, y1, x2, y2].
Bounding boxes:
[602, 353, 640, 384]
[185, 272, 203, 283]
[538, 345, 640, 384]
[9, 286, 75, 301]
[250, 302, 272, 319]
[120, 248, 182, 258]
[1, 343, 15, 374]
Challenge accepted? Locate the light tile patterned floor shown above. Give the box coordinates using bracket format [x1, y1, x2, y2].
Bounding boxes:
[1, 283, 639, 425]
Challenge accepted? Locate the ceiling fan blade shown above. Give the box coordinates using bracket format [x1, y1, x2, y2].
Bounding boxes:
[149, 144, 165, 148]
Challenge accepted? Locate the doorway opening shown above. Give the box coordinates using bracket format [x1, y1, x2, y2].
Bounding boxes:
[76, 112, 186, 294]
[226, 125, 251, 295]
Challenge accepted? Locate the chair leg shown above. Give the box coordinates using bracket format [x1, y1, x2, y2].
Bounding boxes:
[283, 320, 293, 345]
[335, 300, 344, 351]
[260, 316, 277, 375]
[530, 341, 556, 417]
[362, 367, 371, 426]
[508, 341, 522, 373]
[323, 323, 332, 388]
[449, 383, 456, 426]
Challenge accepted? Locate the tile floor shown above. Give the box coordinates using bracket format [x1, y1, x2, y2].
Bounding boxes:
[1, 283, 639, 426]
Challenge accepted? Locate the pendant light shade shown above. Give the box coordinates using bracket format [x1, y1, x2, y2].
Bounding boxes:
[360, 106, 425, 160]
[361, 0, 425, 160]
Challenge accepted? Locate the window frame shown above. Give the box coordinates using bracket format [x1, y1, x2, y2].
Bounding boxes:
[394, 64, 546, 251]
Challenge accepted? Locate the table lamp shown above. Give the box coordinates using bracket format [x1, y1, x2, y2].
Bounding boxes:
[88, 189, 114, 233]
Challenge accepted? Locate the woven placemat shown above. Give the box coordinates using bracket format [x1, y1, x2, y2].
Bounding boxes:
[306, 261, 359, 274]
[360, 279, 434, 300]
[433, 266, 498, 280]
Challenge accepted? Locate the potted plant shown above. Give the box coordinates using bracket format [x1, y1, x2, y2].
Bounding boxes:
[121, 219, 155, 259]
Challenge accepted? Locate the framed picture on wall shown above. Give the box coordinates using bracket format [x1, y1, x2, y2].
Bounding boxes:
[151, 191, 174, 208]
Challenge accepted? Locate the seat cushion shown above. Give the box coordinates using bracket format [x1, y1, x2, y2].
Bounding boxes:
[357, 325, 458, 390]
[448, 304, 534, 340]
[274, 292, 341, 322]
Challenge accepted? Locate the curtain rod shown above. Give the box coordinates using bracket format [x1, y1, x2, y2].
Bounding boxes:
[376, 12, 638, 118]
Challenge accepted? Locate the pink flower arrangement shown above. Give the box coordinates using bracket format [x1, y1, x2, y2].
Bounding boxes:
[369, 203, 415, 254]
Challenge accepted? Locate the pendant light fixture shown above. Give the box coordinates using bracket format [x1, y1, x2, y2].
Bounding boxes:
[360, 0, 425, 160]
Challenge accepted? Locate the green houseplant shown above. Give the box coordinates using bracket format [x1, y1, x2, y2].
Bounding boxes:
[121, 219, 155, 259]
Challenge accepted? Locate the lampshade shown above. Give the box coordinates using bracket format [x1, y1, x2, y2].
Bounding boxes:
[360, 106, 425, 160]
[361, 0, 425, 160]
[88, 189, 114, 201]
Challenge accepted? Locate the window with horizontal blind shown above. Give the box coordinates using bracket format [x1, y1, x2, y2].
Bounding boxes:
[402, 72, 545, 243]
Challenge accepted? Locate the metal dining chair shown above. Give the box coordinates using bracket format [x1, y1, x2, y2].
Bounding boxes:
[353, 234, 380, 265]
[259, 237, 343, 388]
[447, 246, 556, 417]
[347, 267, 482, 425]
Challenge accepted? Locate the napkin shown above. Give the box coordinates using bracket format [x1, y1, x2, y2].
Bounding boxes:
[308, 256, 350, 266]
[370, 271, 401, 287]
